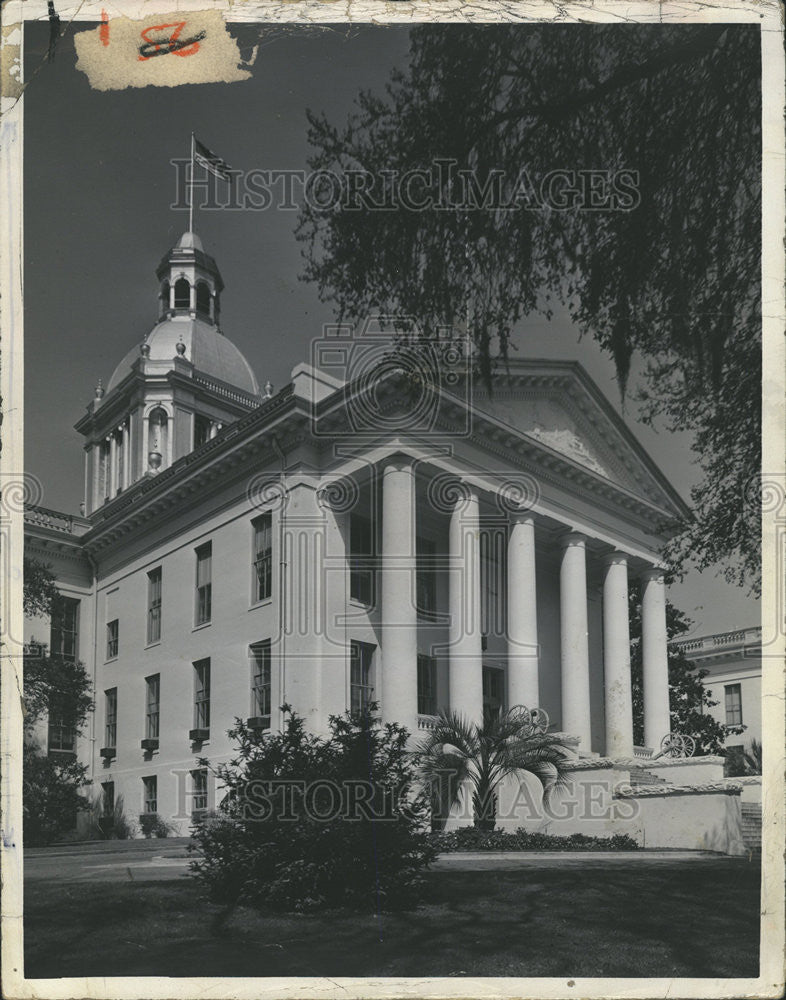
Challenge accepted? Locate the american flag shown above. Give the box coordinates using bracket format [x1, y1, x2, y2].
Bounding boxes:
[193, 138, 233, 182]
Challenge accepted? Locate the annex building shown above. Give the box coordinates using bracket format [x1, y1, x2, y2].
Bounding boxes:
[24, 232, 753, 852]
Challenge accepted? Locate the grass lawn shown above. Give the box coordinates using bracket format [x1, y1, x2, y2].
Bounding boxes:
[24, 860, 760, 979]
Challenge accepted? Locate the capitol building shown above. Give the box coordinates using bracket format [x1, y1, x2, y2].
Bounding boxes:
[24, 231, 756, 851]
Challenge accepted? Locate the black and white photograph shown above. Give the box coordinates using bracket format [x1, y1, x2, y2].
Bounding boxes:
[1, 1, 784, 997]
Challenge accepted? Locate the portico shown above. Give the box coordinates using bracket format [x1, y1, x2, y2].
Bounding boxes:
[340, 454, 672, 759]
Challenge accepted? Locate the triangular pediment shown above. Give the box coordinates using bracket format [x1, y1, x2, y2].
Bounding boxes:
[469, 363, 688, 518]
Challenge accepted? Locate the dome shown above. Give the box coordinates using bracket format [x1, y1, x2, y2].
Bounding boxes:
[107, 315, 260, 396]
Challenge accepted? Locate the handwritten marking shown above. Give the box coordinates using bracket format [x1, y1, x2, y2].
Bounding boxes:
[99, 10, 109, 48]
[138, 22, 205, 61]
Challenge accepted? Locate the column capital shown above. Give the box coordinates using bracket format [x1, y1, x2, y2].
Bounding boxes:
[601, 549, 629, 568]
[508, 509, 536, 526]
[382, 455, 414, 476]
[640, 565, 667, 583]
[559, 530, 587, 549]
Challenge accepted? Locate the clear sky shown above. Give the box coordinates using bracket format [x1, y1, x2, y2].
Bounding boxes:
[22, 22, 759, 637]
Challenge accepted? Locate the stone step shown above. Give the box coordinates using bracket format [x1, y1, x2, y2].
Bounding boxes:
[629, 769, 668, 787]
[740, 803, 762, 851]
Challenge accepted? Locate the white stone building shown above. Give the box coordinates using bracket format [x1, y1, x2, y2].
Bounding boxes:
[23, 232, 749, 852]
[675, 627, 763, 755]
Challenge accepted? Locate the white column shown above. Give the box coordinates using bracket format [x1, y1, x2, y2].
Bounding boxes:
[602, 551, 633, 758]
[641, 568, 671, 752]
[91, 444, 100, 512]
[507, 512, 539, 710]
[122, 420, 130, 489]
[448, 489, 484, 723]
[560, 532, 592, 751]
[108, 434, 117, 498]
[380, 460, 418, 732]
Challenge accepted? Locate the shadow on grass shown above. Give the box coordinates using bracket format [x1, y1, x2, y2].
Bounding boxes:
[24, 860, 760, 979]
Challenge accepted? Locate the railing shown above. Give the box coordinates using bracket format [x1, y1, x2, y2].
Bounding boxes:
[193, 374, 260, 407]
[675, 626, 762, 655]
[417, 714, 439, 731]
[633, 745, 654, 759]
[24, 505, 76, 534]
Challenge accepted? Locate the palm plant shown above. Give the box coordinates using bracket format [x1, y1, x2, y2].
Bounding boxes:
[416, 707, 576, 832]
[743, 738, 762, 775]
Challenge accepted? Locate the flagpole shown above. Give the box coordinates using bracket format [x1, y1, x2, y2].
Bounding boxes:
[188, 132, 195, 234]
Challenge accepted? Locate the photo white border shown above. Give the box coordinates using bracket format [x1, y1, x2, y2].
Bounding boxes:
[1, 2, 784, 997]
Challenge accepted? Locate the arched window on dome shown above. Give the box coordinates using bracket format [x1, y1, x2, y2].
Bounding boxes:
[196, 281, 211, 318]
[159, 281, 170, 318]
[147, 407, 169, 474]
[174, 278, 190, 310]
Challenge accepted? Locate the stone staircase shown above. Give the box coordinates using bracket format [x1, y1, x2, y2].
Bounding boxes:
[741, 802, 762, 854]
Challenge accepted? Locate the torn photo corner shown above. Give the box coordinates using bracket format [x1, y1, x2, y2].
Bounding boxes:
[1, 2, 784, 999]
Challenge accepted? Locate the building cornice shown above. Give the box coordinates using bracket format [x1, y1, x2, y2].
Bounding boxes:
[314, 372, 683, 538]
[60, 358, 689, 560]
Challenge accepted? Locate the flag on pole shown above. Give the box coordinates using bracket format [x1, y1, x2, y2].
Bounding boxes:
[193, 137, 233, 182]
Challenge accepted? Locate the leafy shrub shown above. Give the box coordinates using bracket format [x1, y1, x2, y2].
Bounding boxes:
[84, 792, 138, 840]
[23, 743, 89, 846]
[434, 826, 639, 852]
[139, 812, 176, 838]
[190, 707, 437, 912]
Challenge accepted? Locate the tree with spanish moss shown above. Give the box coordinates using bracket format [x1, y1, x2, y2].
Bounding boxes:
[298, 23, 761, 593]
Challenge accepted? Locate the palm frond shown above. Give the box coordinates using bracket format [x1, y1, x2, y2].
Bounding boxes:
[414, 706, 578, 827]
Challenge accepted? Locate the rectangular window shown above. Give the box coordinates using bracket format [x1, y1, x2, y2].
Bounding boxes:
[480, 529, 505, 640]
[106, 618, 119, 660]
[195, 543, 212, 625]
[725, 683, 743, 726]
[194, 414, 212, 449]
[194, 659, 211, 731]
[349, 514, 374, 606]
[192, 768, 208, 813]
[251, 641, 272, 726]
[142, 775, 158, 814]
[49, 596, 80, 661]
[145, 674, 160, 740]
[101, 781, 115, 818]
[482, 666, 505, 725]
[147, 567, 162, 644]
[417, 654, 437, 716]
[47, 696, 76, 753]
[350, 640, 375, 714]
[104, 688, 117, 748]
[252, 513, 273, 603]
[416, 537, 437, 620]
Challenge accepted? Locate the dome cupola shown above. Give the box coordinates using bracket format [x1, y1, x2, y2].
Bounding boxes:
[77, 231, 262, 515]
[156, 231, 223, 324]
